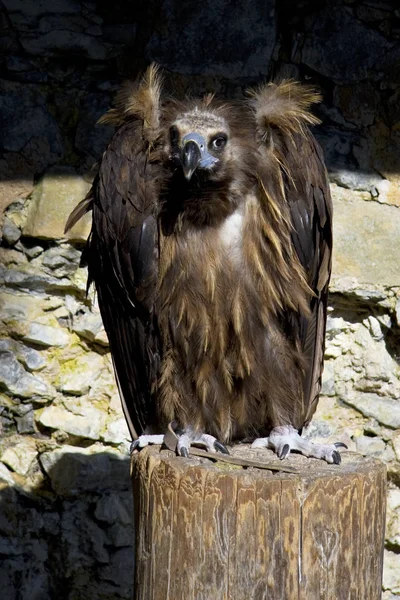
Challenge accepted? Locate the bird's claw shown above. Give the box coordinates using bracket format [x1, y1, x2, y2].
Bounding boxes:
[168, 422, 230, 457]
[334, 442, 348, 450]
[179, 446, 189, 458]
[214, 440, 230, 454]
[278, 443, 290, 460]
[252, 425, 347, 465]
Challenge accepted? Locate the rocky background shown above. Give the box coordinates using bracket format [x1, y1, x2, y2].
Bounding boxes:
[1, 0, 400, 598]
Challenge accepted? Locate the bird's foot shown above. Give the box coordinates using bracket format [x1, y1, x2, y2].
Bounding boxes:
[251, 425, 347, 465]
[175, 429, 230, 457]
[130, 434, 165, 453]
[130, 424, 230, 458]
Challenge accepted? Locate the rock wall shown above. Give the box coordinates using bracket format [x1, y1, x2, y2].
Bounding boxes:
[1, 1, 400, 598]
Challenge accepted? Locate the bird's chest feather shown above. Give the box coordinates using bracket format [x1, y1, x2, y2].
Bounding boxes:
[158, 203, 267, 371]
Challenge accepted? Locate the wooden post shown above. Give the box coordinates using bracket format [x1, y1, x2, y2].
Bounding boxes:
[131, 445, 386, 600]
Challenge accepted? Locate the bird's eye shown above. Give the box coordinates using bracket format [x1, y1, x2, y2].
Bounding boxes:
[211, 134, 227, 151]
[170, 126, 179, 146]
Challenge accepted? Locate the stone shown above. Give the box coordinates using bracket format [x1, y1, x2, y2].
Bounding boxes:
[392, 431, 400, 462]
[72, 311, 105, 343]
[364, 316, 384, 341]
[0, 266, 82, 296]
[387, 488, 400, 550]
[15, 409, 35, 434]
[1, 217, 21, 245]
[75, 92, 114, 164]
[331, 185, 400, 287]
[2, 0, 81, 16]
[0, 158, 34, 223]
[326, 317, 349, 334]
[14, 240, 44, 259]
[38, 403, 106, 440]
[94, 492, 132, 526]
[320, 361, 335, 397]
[23, 167, 92, 243]
[21, 321, 70, 348]
[0, 291, 45, 323]
[0, 338, 46, 371]
[42, 245, 82, 278]
[107, 522, 134, 548]
[329, 168, 383, 195]
[0, 80, 63, 172]
[39, 444, 130, 495]
[57, 353, 105, 395]
[333, 82, 381, 128]
[383, 550, 400, 594]
[146, 0, 276, 79]
[102, 418, 130, 445]
[21, 30, 113, 61]
[0, 462, 15, 486]
[342, 393, 400, 430]
[354, 434, 386, 457]
[302, 7, 392, 82]
[0, 351, 55, 400]
[61, 499, 110, 567]
[99, 547, 134, 588]
[1, 439, 37, 476]
[0, 247, 27, 268]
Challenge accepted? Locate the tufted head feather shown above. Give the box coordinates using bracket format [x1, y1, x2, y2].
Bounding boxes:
[247, 79, 321, 144]
[98, 64, 162, 141]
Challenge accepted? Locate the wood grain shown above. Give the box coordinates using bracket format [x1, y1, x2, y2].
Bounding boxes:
[131, 446, 386, 600]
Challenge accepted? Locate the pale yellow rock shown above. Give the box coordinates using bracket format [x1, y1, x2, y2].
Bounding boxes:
[383, 550, 400, 593]
[331, 183, 400, 286]
[1, 439, 37, 476]
[23, 167, 92, 242]
[39, 403, 107, 441]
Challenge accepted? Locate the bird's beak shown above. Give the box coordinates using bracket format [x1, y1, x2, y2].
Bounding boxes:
[181, 140, 201, 181]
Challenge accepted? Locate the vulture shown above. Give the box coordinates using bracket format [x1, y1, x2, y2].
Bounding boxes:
[66, 65, 345, 464]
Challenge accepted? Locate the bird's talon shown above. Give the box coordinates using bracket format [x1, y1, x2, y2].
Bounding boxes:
[332, 450, 341, 465]
[214, 440, 230, 454]
[334, 442, 348, 449]
[179, 447, 189, 458]
[130, 440, 140, 454]
[279, 443, 290, 460]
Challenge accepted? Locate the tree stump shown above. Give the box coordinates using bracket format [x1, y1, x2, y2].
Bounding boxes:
[131, 445, 386, 600]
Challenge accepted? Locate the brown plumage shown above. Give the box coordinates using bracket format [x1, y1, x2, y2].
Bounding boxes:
[66, 65, 338, 462]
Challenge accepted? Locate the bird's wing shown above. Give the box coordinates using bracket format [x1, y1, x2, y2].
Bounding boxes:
[250, 81, 332, 425]
[68, 121, 162, 439]
[283, 134, 332, 425]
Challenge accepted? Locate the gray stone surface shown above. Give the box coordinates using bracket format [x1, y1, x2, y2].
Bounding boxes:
[302, 7, 392, 82]
[1, 217, 21, 245]
[0, 80, 63, 172]
[0, 351, 55, 400]
[384, 551, 400, 594]
[342, 393, 400, 430]
[1, 439, 37, 475]
[75, 92, 114, 164]
[39, 445, 130, 496]
[38, 403, 106, 440]
[0, 265, 84, 295]
[0, 339, 46, 371]
[21, 321, 70, 348]
[146, 0, 276, 78]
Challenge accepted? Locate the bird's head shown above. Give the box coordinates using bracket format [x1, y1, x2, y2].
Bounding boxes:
[167, 108, 232, 183]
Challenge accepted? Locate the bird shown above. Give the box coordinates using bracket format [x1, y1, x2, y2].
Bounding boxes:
[66, 65, 346, 464]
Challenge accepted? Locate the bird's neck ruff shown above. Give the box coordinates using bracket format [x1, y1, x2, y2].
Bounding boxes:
[159, 169, 245, 233]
